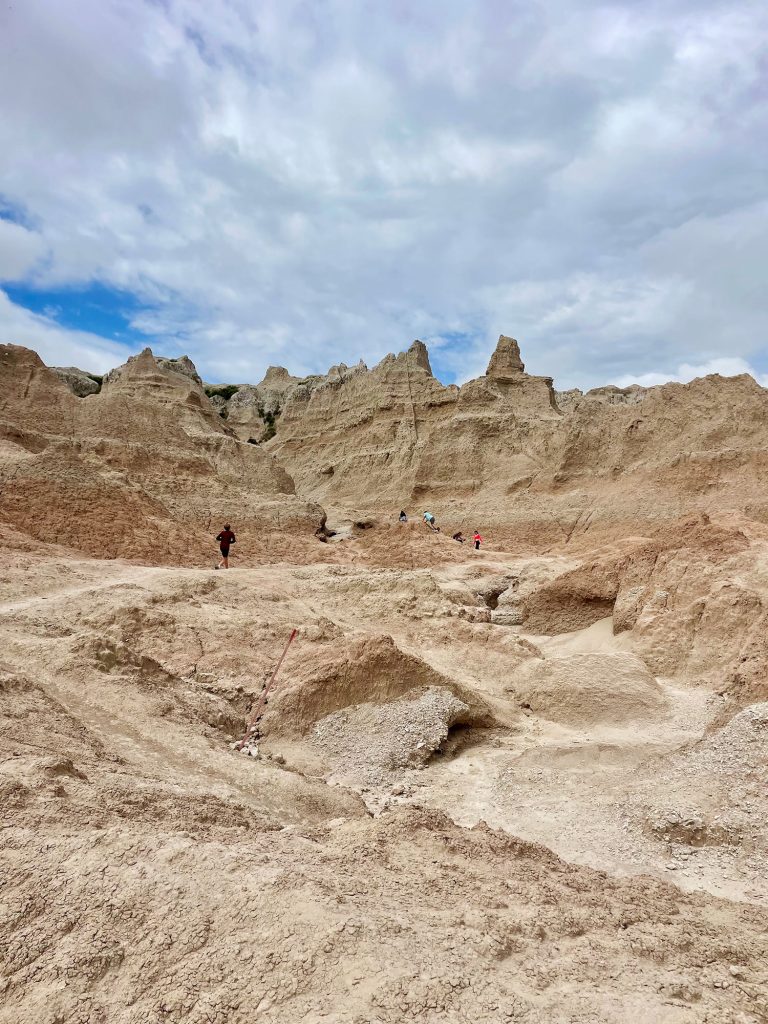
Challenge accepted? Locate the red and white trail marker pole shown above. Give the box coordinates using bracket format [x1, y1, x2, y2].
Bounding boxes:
[235, 628, 298, 750]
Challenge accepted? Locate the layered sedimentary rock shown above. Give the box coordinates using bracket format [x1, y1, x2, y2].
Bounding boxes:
[8, 334, 768, 555]
[266, 335, 768, 548]
[221, 366, 305, 441]
[486, 333, 526, 378]
[0, 345, 322, 564]
[266, 336, 563, 523]
[269, 340, 464, 505]
[555, 383, 647, 410]
[31, 333, 768, 552]
[156, 354, 202, 383]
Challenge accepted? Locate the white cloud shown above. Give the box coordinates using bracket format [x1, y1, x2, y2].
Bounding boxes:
[613, 357, 768, 390]
[0, 0, 765, 387]
[0, 220, 46, 280]
[0, 290, 131, 372]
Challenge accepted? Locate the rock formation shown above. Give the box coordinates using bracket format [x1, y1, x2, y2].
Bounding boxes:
[485, 333, 525, 378]
[261, 335, 768, 553]
[19, 335, 768, 554]
[3, 331, 768, 1024]
[219, 366, 304, 441]
[52, 365, 102, 397]
[0, 343, 322, 564]
[157, 353, 202, 383]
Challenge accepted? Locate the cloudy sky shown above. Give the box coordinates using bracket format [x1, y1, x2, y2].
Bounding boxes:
[1, 0, 766, 389]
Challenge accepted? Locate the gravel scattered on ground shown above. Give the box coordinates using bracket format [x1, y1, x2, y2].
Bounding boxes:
[313, 686, 469, 801]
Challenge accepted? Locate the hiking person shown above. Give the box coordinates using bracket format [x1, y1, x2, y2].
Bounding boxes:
[399, 510, 408, 523]
[215, 523, 236, 569]
[452, 531, 465, 543]
[423, 511, 437, 530]
[472, 530, 482, 551]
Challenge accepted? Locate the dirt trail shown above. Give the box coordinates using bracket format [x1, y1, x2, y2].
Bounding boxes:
[0, 561, 172, 614]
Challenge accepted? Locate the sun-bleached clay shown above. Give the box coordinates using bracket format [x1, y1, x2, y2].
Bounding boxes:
[509, 651, 667, 727]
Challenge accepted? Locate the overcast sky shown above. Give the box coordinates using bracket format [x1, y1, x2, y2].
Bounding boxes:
[1, 0, 766, 389]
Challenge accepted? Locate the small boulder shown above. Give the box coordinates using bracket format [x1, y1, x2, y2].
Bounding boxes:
[52, 366, 101, 397]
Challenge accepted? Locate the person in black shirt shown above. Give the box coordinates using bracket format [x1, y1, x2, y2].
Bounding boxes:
[215, 524, 236, 569]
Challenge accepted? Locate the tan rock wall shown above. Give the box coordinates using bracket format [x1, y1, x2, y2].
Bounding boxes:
[0, 344, 322, 564]
[268, 338, 768, 549]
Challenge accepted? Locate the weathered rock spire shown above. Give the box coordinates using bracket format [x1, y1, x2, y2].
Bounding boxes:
[486, 335, 525, 379]
[407, 340, 433, 375]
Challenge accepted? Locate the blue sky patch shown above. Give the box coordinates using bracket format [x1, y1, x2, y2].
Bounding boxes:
[4, 282, 151, 345]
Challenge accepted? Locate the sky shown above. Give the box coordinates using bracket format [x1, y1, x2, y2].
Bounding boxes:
[0, 0, 766, 390]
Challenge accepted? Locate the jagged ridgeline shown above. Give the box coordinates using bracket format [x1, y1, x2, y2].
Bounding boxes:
[4, 333, 768, 559]
[0, 344, 322, 564]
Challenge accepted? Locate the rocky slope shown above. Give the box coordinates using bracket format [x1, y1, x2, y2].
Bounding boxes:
[4, 334, 768, 1024]
[0, 344, 323, 565]
[264, 335, 768, 549]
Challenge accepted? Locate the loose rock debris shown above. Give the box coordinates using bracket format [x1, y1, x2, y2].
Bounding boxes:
[3, 339, 768, 1023]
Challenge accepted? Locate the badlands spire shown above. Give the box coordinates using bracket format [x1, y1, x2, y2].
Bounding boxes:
[485, 334, 525, 379]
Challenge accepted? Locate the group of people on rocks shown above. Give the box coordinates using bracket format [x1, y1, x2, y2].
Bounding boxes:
[214, 510, 484, 569]
[399, 510, 483, 550]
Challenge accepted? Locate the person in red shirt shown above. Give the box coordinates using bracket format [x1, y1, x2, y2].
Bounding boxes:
[215, 524, 236, 569]
[472, 530, 482, 551]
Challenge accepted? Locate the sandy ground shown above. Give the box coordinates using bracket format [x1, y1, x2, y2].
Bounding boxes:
[2, 540, 768, 1023]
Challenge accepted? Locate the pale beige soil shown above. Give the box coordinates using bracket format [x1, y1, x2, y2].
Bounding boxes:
[3, 543, 768, 1024]
[4, 342, 768, 1022]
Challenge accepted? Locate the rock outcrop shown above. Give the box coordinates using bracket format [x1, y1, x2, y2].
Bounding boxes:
[7, 331, 768, 563]
[220, 366, 304, 441]
[0, 344, 323, 564]
[8, 334, 768, 555]
[263, 335, 768, 550]
[52, 366, 102, 397]
[555, 384, 646, 411]
[486, 334, 525, 378]
[157, 354, 202, 384]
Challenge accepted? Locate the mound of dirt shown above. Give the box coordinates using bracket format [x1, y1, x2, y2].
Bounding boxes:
[261, 633, 493, 738]
[313, 686, 470, 791]
[335, 520, 473, 569]
[0, 663, 106, 767]
[509, 652, 666, 727]
[641, 702, 768, 851]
